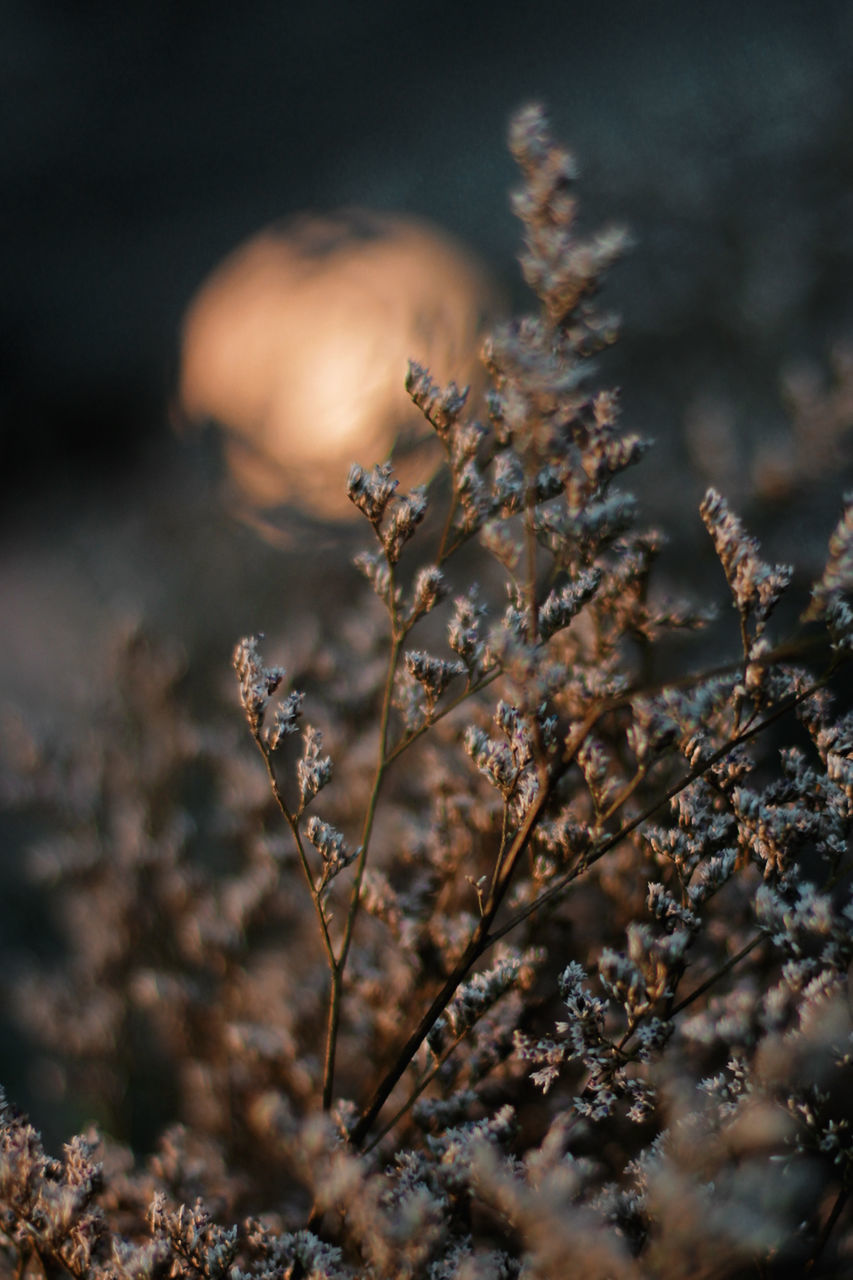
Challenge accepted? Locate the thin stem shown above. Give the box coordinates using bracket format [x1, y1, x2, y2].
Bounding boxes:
[524, 485, 540, 647]
[349, 929, 486, 1148]
[806, 1184, 850, 1272]
[618, 632, 833, 708]
[667, 933, 765, 1018]
[597, 763, 647, 827]
[436, 493, 460, 565]
[321, 968, 343, 1112]
[319, 626, 402, 1108]
[489, 669, 834, 946]
[254, 735, 337, 971]
[350, 761, 555, 1149]
[489, 795, 515, 898]
[738, 608, 751, 664]
[484, 759, 551, 916]
[255, 734, 343, 1110]
[339, 627, 402, 973]
[347, 652, 837, 1140]
[384, 665, 502, 766]
[363, 1022, 471, 1155]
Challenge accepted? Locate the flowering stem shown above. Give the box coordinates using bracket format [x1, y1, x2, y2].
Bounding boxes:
[667, 933, 765, 1018]
[254, 733, 343, 1113]
[489, 795, 515, 898]
[597, 763, 647, 827]
[350, 760, 555, 1148]
[254, 734, 337, 971]
[490, 668, 835, 945]
[436, 494, 461, 564]
[320, 603, 404, 1108]
[384, 665, 502, 764]
[362, 1022, 472, 1155]
[321, 967, 344, 1112]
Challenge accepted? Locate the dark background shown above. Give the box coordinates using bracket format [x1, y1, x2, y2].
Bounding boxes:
[3, 0, 852, 489]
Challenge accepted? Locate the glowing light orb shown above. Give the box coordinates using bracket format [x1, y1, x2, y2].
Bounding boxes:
[179, 210, 499, 520]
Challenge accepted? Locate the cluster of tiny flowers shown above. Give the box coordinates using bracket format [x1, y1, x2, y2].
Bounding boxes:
[402, 650, 465, 720]
[447, 589, 490, 678]
[3, 103, 853, 1280]
[348, 461, 428, 565]
[406, 566, 447, 625]
[266, 690, 304, 750]
[297, 725, 333, 810]
[353, 547, 396, 610]
[233, 635, 285, 734]
[427, 950, 529, 1056]
[306, 816, 357, 894]
[463, 713, 531, 802]
[346, 461, 398, 525]
[700, 487, 793, 653]
[405, 363, 470, 442]
[148, 1193, 240, 1277]
[805, 493, 853, 652]
[537, 568, 602, 641]
[233, 634, 305, 753]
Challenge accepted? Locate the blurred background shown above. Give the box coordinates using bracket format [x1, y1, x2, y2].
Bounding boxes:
[2, 0, 853, 716]
[2, 0, 853, 1141]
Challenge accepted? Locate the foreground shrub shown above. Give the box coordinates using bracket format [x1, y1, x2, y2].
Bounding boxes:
[3, 105, 853, 1278]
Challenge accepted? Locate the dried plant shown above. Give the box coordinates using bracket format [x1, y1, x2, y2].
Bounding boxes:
[3, 104, 853, 1278]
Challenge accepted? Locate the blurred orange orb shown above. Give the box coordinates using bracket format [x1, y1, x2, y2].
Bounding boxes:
[179, 210, 499, 521]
